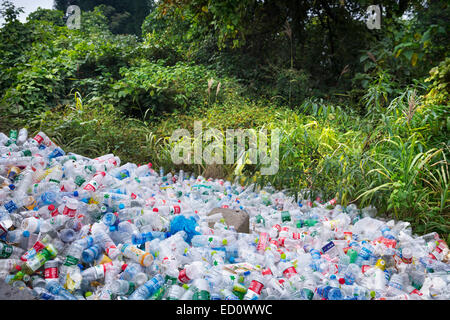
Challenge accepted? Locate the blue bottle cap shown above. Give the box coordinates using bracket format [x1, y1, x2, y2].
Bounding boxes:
[23, 230, 30, 237]
[73, 191, 79, 197]
[243, 271, 251, 276]
[8, 184, 15, 190]
[330, 274, 336, 280]
[109, 225, 117, 232]
[119, 203, 125, 210]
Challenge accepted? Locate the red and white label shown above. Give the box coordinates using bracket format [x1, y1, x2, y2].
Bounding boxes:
[83, 183, 96, 192]
[292, 232, 301, 240]
[272, 224, 281, 232]
[63, 206, 76, 217]
[410, 289, 423, 296]
[269, 239, 279, 247]
[33, 135, 44, 144]
[262, 268, 272, 276]
[278, 237, 286, 247]
[256, 233, 269, 252]
[50, 208, 59, 217]
[172, 205, 181, 214]
[178, 268, 191, 283]
[283, 267, 297, 279]
[249, 280, 264, 295]
[361, 265, 372, 273]
[105, 245, 117, 256]
[44, 267, 58, 279]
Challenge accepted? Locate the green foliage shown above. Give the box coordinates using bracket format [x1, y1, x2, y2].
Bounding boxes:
[26, 8, 64, 26]
[109, 60, 231, 118]
[424, 57, 450, 106]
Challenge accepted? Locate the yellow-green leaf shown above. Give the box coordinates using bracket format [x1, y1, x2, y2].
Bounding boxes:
[411, 53, 418, 66]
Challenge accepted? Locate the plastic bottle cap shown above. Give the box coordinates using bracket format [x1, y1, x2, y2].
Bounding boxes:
[73, 191, 79, 197]
[339, 278, 346, 285]
[8, 184, 15, 190]
[119, 204, 125, 210]
[330, 274, 336, 280]
[48, 205, 55, 211]
[121, 264, 128, 271]
[15, 265, 21, 271]
[22, 231, 30, 237]
[85, 292, 92, 297]
[153, 208, 159, 212]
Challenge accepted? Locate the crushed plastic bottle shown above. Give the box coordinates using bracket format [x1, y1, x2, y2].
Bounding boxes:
[0, 128, 449, 300]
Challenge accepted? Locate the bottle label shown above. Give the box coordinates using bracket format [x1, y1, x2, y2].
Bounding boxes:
[83, 182, 97, 192]
[44, 266, 58, 280]
[193, 290, 211, 300]
[63, 255, 79, 267]
[261, 268, 272, 276]
[322, 241, 336, 255]
[249, 280, 264, 295]
[178, 268, 191, 283]
[0, 243, 13, 258]
[33, 134, 44, 144]
[269, 239, 279, 247]
[74, 176, 86, 187]
[283, 267, 297, 278]
[105, 245, 117, 257]
[63, 206, 76, 217]
[4, 200, 17, 213]
[360, 247, 372, 259]
[50, 208, 59, 217]
[272, 224, 281, 232]
[410, 289, 423, 296]
[361, 265, 372, 273]
[292, 232, 301, 240]
[302, 288, 314, 300]
[281, 211, 291, 222]
[126, 282, 136, 295]
[256, 232, 269, 252]
[172, 205, 181, 214]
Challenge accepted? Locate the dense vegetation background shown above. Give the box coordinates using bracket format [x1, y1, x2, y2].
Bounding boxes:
[0, 0, 448, 240]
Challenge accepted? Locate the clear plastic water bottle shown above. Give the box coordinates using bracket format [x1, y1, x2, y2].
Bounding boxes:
[118, 243, 154, 267]
[92, 228, 120, 259]
[82, 244, 102, 263]
[110, 279, 136, 296]
[128, 274, 164, 300]
[45, 280, 77, 300]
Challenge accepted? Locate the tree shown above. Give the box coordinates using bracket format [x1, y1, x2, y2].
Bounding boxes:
[53, 0, 154, 35]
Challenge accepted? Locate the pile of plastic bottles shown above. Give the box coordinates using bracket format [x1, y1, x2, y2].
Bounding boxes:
[0, 128, 449, 300]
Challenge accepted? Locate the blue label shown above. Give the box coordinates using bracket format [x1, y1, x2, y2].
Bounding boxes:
[322, 241, 335, 254]
[4, 200, 17, 213]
